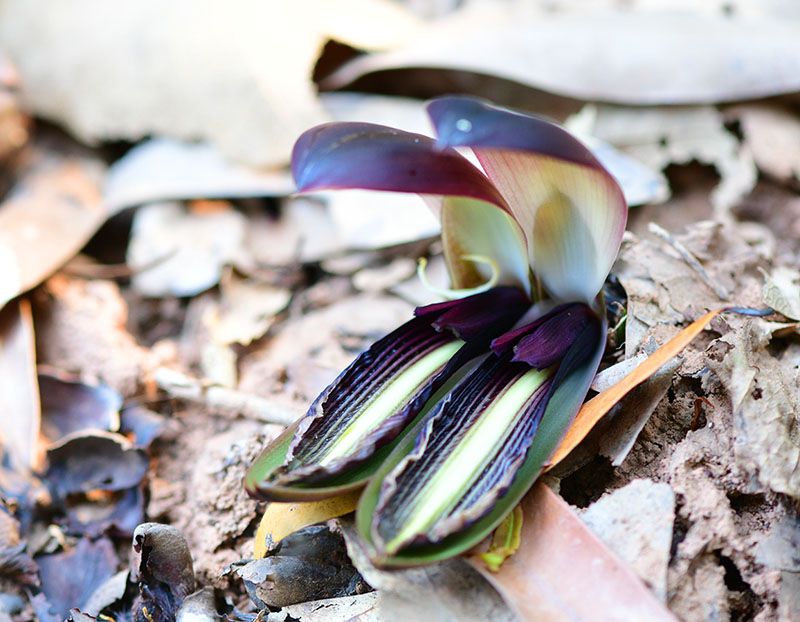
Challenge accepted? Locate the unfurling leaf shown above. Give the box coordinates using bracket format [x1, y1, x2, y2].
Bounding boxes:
[245, 287, 529, 501]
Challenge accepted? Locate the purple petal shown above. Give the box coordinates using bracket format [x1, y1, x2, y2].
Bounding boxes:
[491, 303, 598, 369]
[490, 303, 582, 354]
[427, 97, 627, 303]
[513, 304, 596, 368]
[427, 96, 605, 172]
[291, 122, 508, 208]
[415, 286, 530, 340]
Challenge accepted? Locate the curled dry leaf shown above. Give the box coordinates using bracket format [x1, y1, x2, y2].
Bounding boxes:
[0, 299, 39, 472]
[325, 7, 800, 105]
[127, 201, 247, 297]
[0, 149, 106, 311]
[45, 432, 149, 500]
[340, 519, 516, 622]
[470, 483, 677, 622]
[0, 0, 420, 166]
[705, 320, 800, 498]
[238, 525, 365, 609]
[33, 537, 118, 622]
[38, 372, 122, 445]
[579, 479, 675, 602]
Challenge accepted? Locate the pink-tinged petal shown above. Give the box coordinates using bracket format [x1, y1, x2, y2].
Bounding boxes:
[427, 97, 627, 303]
[438, 197, 530, 293]
[291, 122, 508, 208]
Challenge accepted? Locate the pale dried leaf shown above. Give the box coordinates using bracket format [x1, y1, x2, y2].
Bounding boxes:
[471, 483, 677, 622]
[589, 105, 756, 216]
[281, 592, 381, 622]
[729, 103, 800, 185]
[340, 520, 516, 622]
[0, 0, 420, 166]
[326, 7, 800, 105]
[127, 202, 247, 297]
[760, 266, 800, 321]
[103, 138, 294, 213]
[706, 320, 800, 497]
[202, 276, 290, 347]
[0, 299, 39, 471]
[0, 149, 105, 310]
[579, 479, 675, 602]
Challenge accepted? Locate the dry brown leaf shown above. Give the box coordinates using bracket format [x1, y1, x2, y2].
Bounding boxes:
[202, 275, 291, 347]
[103, 138, 295, 214]
[0, 0, 420, 167]
[127, 202, 247, 297]
[729, 103, 800, 185]
[0, 149, 105, 311]
[706, 320, 800, 497]
[547, 309, 721, 469]
[341, 520, 516, 622]
[326, 7, 800, 105]
[0, 299, 39, 471]
[579, 479, 675, 602]
[254, 491, 361, 559]
[471, 482, 677, 622]
[760, 265, 800, 321]
[36, 275, 151, 396]
[589, 105, 756, 216]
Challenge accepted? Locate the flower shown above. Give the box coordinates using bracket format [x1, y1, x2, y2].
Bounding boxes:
[245, 96, 627, 566]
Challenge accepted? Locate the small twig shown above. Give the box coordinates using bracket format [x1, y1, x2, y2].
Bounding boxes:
[154, 367, 297, 426]
[648, 222, 730, 301]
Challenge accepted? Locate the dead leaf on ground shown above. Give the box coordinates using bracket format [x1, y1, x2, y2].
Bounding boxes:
[325, 7, 800, 105]
[706, 319, 800, 498]
[547, 309, 723, 469]
[588, 105, 757, 217]
[471, 482, 677, 622]
[760, 265, 800, 321]
[0, 0, 420, 166]
[103, 137, 295, 214]
[35, 275, 151, 396]
[341, 519, 516, 622]
[33, 537, 117, 622]
[45, 432, 148, 500]
[127, 201, 248, 297]
[0, 148, 106, 311]
[237, 525, 365, 609]
[0, 299, 39, 472]
[579, 479, 675, 602]
[0, 506, 37, 585]
[728, 103, 800, 186]
[38, 372, 122, 445]
[280, 592, 380, 622]
[202, 274, 291, 347]
[557, 357, 683, 472]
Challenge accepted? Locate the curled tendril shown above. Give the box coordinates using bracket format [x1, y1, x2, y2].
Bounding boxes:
[417, 254, 500, 300]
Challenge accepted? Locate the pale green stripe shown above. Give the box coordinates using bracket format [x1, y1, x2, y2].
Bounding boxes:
[387, 366, 550, 552]
[319, 340, 463, 465]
